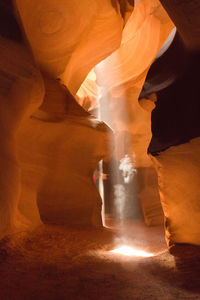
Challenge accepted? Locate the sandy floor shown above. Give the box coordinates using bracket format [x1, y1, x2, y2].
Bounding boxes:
[0, 218, 200, 300]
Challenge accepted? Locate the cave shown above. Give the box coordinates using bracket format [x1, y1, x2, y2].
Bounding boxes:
[0, 0, 200, 299]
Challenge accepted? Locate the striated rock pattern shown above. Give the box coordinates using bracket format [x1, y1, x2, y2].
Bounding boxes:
[15, 0, 123, 95]
[95, 0, 173, 97]
[0, 2, 44, 239]
[0, 0, 120, 239]
[145, 0, 200, 247]
[17, 79, 113, 229]
[151, 138, 200, 247]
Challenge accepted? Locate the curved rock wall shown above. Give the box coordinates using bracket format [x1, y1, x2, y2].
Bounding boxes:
[151, 138, 200, 247]
[0, 0, 122, 239]
[146, 0, 200, 247]
[0, 36, 44, 239]
[17, 79, 113, 229]
[15, 0, 123, 95]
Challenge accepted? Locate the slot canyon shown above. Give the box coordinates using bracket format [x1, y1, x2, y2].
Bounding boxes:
[0, 0, 200, 299]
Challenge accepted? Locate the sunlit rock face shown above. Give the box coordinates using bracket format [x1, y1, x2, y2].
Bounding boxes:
[0, 2, 45, 239]
[76, 69, 98, 112]
[0, 0, 123, 239]
[95, 0, 173, 96]
[15, 0, 123, 95]
[17, 79, 113, 228]
[151, 138, 200, 247]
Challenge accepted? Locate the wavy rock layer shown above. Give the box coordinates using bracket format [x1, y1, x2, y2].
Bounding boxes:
[17, 79, 113, 229]
[0, 36, 44, 239]
[151, 138, 200, 247]
[15, 0, 123, 95]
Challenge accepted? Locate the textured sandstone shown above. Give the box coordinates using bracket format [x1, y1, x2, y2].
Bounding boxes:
[17, 79, 113, 229]
[151, 138, 200, 247]
[0, 34, 44, 239]
[15, 0, 123, 95]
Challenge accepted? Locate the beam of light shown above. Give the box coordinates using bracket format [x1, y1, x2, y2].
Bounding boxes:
[110, 246, 153, 257]
[119, 154, 136, 184]
[98, 159, 105, 226]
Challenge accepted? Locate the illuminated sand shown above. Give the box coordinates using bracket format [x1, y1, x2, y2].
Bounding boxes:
[110, 246, 153, 257]
[0, 218, 199, 300]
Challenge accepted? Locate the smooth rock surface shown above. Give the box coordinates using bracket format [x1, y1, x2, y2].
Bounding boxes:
[17, 79, 113, 228]
[0, 36, 44, 239]
[151, 137, 200, 247]
[15, 0, 123, 95]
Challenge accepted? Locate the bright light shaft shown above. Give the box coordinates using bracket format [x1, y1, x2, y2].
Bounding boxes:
[119, 154, 136, 184]
[110, 246, 153, 257]
[113, 153, 136, 222]
[98, 159, 105, 226]
[95, 56, 136, 226]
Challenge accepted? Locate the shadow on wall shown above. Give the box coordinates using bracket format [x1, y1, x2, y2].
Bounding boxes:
[111, 0, 134, 19]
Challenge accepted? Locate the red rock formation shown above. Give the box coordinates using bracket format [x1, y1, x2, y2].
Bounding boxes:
[15, 0, 123, 95]
[0, 36, 44, 239]
[147, 0, 200, 249]
[0, 0, 121, 239]
[17, 78, 113, 229]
